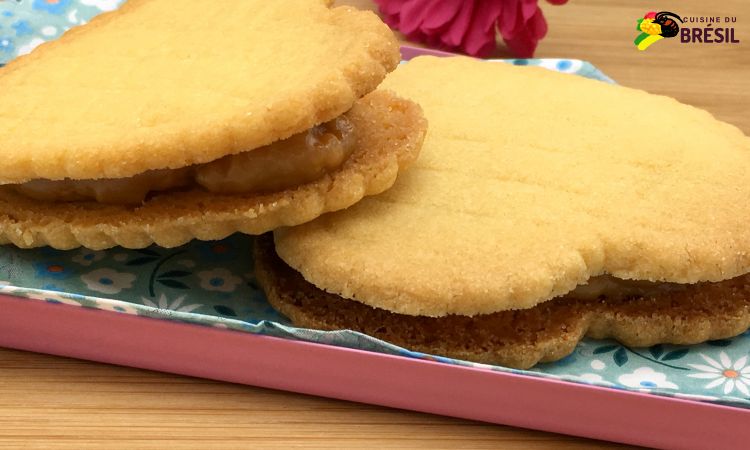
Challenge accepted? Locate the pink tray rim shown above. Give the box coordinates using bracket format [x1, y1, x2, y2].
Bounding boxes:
[400, 45, 458, 59]
[1, 293, 748, 449]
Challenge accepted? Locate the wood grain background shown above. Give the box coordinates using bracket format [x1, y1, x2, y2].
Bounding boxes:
[1, 0, 747, 448]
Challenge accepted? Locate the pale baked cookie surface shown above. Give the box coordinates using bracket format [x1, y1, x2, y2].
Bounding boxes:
[256, 235, 750, 369]
[0, 0, 399, 182]
[0, 91, 426, 250]
[275, 56, 750, 317]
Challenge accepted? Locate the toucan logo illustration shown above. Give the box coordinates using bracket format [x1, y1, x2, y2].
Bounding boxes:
[635, 11, 683, 51]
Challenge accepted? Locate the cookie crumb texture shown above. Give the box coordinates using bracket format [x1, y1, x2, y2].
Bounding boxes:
[0, 91, 426, 249]
[0, 0, 400, 182]
[275, 56, 750, 317]
[256, 235, 750, 369]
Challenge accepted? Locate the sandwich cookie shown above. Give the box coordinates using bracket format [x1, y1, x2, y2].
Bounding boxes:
[0, 0, 426, 249]
[258, 56, 750, 368]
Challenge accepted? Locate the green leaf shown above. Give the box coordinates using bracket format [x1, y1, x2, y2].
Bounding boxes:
[126, 256, 159, 266]
[614, 348, 629, 366]
[634, 32, 649, 45]
[157, 279, 189, 289]
[158, 270, 192, 279]
[649, 344, 664, 359]
[707, 339, 733, 347]
[135, 248, 160, 257]
[214, 305, 237, 317]
[662, 348, 690, 361]
[593, 345, 618, 355]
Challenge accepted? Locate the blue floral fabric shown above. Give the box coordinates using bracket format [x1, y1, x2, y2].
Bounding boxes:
[0, 0, 123, 61]
[1, 0, 749, 410]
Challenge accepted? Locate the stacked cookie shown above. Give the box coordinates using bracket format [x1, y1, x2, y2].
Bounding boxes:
[0, 0, 426, 249]
[256, 57, 750, 368]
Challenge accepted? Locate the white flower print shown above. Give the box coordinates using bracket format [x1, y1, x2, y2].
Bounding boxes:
[67, 9, 79, 24]
[141, 294, 202, 313]
[80, 0, 123, 12]
[197, 268, 243, 293]
[590, 359, 606, 370]
[41, 26, 57, 37]
[618, 367, 678, 389]
[688, 352, 750, 396]
[674, 392, 720, 403]
[576, 373, 613, 385]
[27, 290, 83, 307]
[72, 249, 105, 266]
[96, 300, 139, 315]
[81, 268, 136, 294]
[17, 38, 45, 56]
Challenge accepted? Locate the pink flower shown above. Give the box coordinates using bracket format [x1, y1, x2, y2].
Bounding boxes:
[374, 0, 568, 58]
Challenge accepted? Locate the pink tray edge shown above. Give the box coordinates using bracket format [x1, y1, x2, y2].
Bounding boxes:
[400, 45, 459, 60]
[1, 294, 748, 449]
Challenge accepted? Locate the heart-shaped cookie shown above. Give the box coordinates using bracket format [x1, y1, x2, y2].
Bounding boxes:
[0, 0, 427, 249]
[274, 56, 750, 317]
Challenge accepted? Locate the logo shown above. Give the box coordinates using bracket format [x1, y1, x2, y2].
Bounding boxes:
[635, 11, 740, 50]
[635, 11, 683, 51]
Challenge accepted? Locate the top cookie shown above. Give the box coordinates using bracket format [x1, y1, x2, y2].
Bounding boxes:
[0, 0, 399, 183]
[274, 56, 750, 317]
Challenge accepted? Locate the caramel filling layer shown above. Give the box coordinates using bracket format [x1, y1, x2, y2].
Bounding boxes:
[567, 275, 686, 301]
[11, 116, 356, 205]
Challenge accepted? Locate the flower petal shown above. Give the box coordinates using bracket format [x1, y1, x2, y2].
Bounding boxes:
[499, 2, 547, 57]
[398, 0, 433, 36]
[374, 0, 407, 29]
[688, 364, 721, 373]
[705, 378, 725, 389]
[462, 1, 502, 56]
[700, 353, 724, 370]
[719, 351, 732, 369]
[375, 0, 406, 16]
[736, 379, 750, 397]
[525, 7, 548, 39]
[442, 1, 475, 47]
[733, 355, 748, 370]
[477, 0, 504, 33]
[724, 379, 735, 395]
[520, 0, 539, 21]
[177, 303, 202, 313]
[158, 293, 168, 309]
[420, 0, 462, 33]
[498, 0, 518, 35]
[687, 372, 723, 379]
[171, 295, 186, 310]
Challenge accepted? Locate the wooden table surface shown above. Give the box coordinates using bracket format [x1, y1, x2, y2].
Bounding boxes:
[1, 0, 747, 448]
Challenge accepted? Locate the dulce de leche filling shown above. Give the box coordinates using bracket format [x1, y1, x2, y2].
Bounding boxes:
[11, 116, 356, 205]
[566, 275, 687, 301]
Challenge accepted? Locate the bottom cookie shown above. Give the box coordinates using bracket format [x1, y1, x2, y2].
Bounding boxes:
[254, 235, 750, 369]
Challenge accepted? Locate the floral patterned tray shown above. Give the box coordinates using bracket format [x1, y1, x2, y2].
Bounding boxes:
[1, 0, 749, 411]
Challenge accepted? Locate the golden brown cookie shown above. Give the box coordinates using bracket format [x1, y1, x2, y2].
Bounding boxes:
[274, 56, 750, 317]
[0, 0, 399, 182]
[255, 235, 750, 369]
[0, 91, 426, 249]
